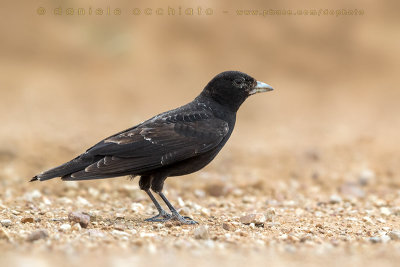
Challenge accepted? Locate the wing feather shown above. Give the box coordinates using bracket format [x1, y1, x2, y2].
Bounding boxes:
[69, 110, 229, 178]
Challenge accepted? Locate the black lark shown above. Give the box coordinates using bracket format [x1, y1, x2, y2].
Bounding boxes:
[31, 71, 274, 224]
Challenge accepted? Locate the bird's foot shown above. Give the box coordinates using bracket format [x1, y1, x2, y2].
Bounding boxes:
[144, 211, 172, 222]
[171, 212, 198, 225]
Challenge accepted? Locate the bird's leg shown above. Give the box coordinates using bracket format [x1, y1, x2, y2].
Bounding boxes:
[158, 192, 198, 225]
[144, 190, 172, 222]
[150, 175, 197, 224]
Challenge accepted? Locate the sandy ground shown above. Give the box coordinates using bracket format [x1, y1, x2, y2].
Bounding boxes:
[1, 88, 400, 266]
[1, 0, 400, 266]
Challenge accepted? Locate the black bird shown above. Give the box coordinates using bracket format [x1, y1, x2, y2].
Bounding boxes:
[31, 71, 273, 224]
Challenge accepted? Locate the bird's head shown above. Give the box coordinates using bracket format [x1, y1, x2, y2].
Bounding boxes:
[201, 71, 273, 111]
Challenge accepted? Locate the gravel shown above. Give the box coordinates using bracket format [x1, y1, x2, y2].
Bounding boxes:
[0, 219, 12, 227]
[68, 212, 91, 228]
[388, 231, 400, 240]
[358, 169, 375, 186]
[222, 222, 236, 231]
[27, 229, 48, 242]
[87, 229, 105, 238]
[21, 217, 34, 223]
[329, 194, 342, 204]
[71, 223, 82, 231]
[59, 224, 71, 232]
[239, 213, 266, 225]
[194, 225, 210, 239]
[0, 228, 10, 241]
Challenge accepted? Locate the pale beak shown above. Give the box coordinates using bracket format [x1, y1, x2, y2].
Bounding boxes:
[249, 81, 274, 95]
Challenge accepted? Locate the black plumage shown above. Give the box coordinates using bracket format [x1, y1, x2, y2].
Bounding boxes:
[31, 71, 273, 224]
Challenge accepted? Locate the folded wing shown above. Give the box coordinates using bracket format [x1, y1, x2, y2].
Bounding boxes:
[62, 111, 229, 180]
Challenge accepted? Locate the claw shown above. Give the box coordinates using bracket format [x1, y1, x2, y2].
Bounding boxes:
[144, 212, 198, 224]
[144, 211, 172, 222]
[172, 213, 198, 225]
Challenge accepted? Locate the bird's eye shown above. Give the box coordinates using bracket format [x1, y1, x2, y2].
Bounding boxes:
[233, 79, 245, 87]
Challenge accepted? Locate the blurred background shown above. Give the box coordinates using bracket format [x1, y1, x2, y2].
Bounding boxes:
[0, 0, 400, 266]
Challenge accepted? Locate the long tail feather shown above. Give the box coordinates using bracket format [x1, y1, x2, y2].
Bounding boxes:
[31, 154, 101, 182]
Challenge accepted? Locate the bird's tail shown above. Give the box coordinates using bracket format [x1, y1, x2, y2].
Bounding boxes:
[30, 176, 39, 182]
[30, 154, 101, 182]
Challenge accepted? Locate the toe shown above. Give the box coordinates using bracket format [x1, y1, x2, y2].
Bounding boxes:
[174, 215, 198, 225]
[144, 212, 172, 222]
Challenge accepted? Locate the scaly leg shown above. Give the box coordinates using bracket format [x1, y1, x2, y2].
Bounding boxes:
[158, 192, 198, 225]
[144, 190, 172, 222]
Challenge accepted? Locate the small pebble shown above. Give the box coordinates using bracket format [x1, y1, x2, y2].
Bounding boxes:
[0, 219, 12, 227]
[373, 198, 386, 207]
[42, 197, 52, 205]
[147, 243, 157, 254]
[265, 208, 276, 221]
[21, 217, 34, 223]
[240, 213, 266, 225]
[329, 195, 342, 204]
[359, 169, 375, 186]
[177, 197, 185, 207]
[153, 223, 163, 230]
[279, 234, 288, 240]
[77, 197, 92, 207]
[140, 232, 156, 238]
[178, 207, 192, 216]
[369, 236, 382, 243]
[388, 231, 400, 240]
[283, 200, 296, 206]
[194, 189, 206, 198]
[242, 196, 256, 203]
[23, 190, 42, 202]
[88, 187, 99, 198]
[27, 229, 48, 242]
[204, 240, 215, 249]
[115, 213, 125, 219]
[232, 189, 243, 197]
[129, 229, 138, 235]
[377, 218, 386, 223]
[59, 224, 71, 232]
[68, 212, 90, 228]
[381, 235, 391, 243]
[64, 181, 78, 189]
[87, 229, 105, 238]
[362, 216, 374, 225]
[58, 197, 73, 204]
[194, 225, 209, 239]
[71, 223, 82, 231]
[114, 224, 126, 231]
[11, 210, 20, 215]
[285, 245, 297, 253]
[222, 222, 236, 231]
[131, 203, 144, 213]
[204, 183, 228, 197]
[0, 228, 10, 241]
[200, 208, 210, 217]
[380, 207, 392, 216]
[111, 230, 130, 237]
[340, 183, 365, 198]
